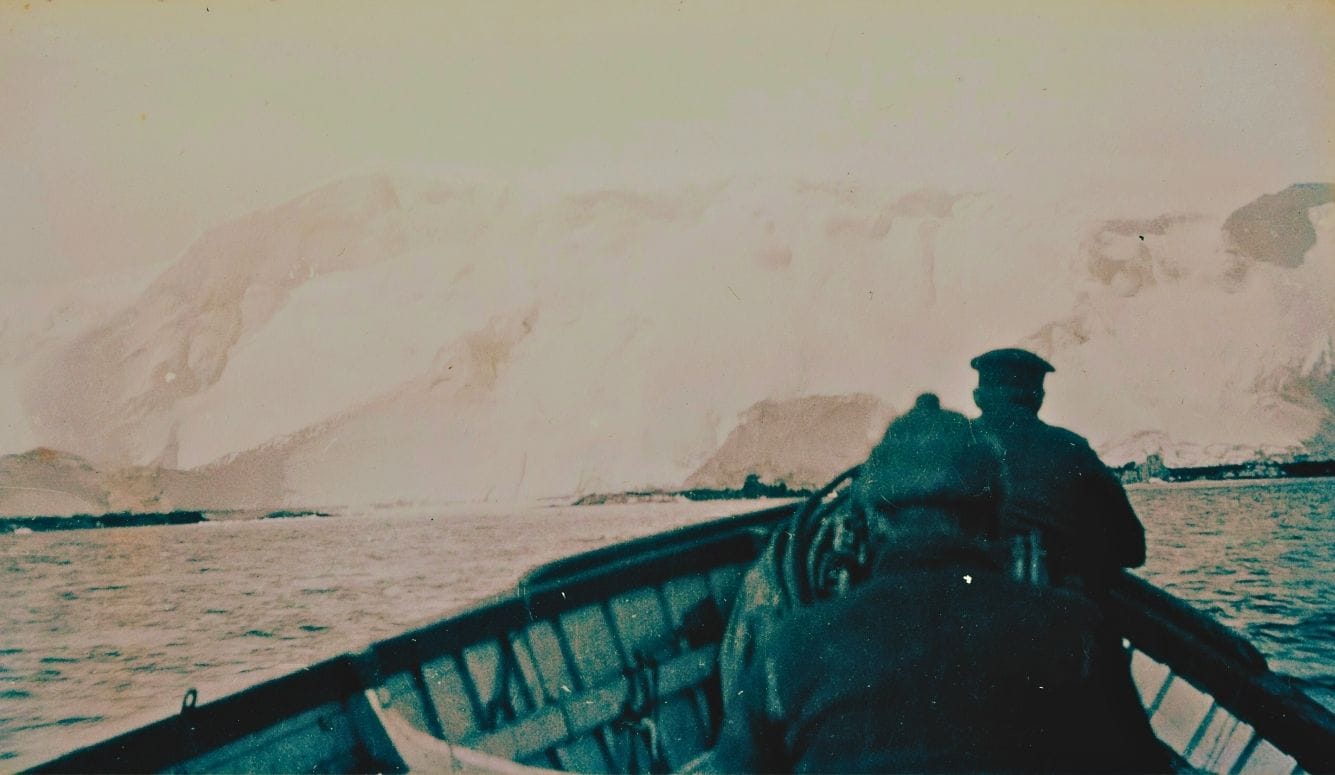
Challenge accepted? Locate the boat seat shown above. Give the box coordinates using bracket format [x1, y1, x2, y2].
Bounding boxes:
[364, 689, 560, 774]
[369, 641, 720, 772]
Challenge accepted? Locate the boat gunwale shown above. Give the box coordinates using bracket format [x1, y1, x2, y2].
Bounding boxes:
[25, 653, 372, 774]
[1106, 574, 1335, 772]
[517, 502, 796, 586]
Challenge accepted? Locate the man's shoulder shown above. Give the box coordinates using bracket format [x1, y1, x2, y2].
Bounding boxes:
[979, 413, 1097, 453]
[1038, 421, 1097, 451]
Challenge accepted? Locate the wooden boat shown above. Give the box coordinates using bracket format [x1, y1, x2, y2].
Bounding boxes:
[29, 501, 1335, 774]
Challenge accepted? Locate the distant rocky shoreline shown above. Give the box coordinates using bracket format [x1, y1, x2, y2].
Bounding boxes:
[0, 509, 332, 534]
[4, 459, 1331, 531]
[576, 461, 1335, 506]
[571, 473, 814, 506]
[1114, 456, 1335, 484]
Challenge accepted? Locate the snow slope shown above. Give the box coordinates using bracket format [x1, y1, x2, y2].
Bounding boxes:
[6, 176, 1332, 505]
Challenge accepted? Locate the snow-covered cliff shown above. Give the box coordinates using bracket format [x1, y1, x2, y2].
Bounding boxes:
[3, 176, 1331, 507]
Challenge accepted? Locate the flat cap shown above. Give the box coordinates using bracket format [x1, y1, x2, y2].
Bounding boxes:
[970, 348, 1054, 389]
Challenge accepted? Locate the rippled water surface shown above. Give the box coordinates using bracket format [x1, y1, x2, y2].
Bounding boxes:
[1134, 479, 1334, 700]
[2, 481, 1332, 768]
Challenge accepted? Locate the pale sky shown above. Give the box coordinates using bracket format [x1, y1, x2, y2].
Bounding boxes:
[3, 1, 1333, 287]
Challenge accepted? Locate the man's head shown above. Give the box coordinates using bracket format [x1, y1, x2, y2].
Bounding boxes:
[856, 393, 1003, 545]
[970, 348, 1054, 415]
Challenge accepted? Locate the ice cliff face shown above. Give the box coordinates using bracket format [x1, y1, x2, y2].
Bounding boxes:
[4, 177, 1332, 506]
[1028, 183, 1335, 464]
[22, 176, 416, 467]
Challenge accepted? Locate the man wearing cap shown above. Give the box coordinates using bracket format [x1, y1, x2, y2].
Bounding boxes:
[708, 398, 1166, 773]
[970, 348, 1146, 585]
[717, 393, 974, 722]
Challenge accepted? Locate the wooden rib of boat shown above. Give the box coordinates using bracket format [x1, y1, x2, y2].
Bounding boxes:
[28, 502, 1335, 774]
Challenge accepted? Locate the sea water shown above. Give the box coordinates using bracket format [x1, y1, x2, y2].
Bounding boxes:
[1, 481, 1331, 769]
